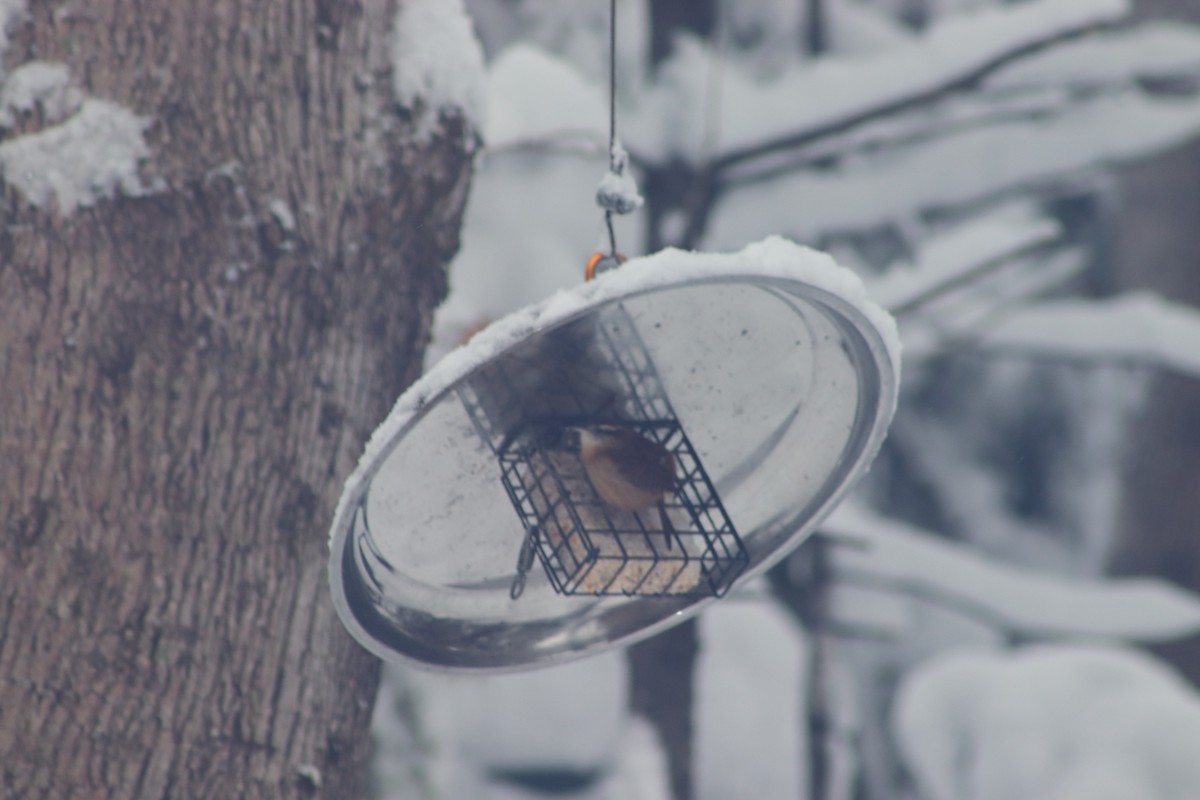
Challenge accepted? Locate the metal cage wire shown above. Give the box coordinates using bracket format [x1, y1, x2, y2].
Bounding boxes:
[458, 303, 748, 597]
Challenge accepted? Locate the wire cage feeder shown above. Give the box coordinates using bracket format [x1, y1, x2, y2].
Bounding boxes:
[457, 303, 748, 598]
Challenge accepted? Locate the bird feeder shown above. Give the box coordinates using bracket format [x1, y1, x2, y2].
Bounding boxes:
[327, 237, 900, 672]
[459, 301, 747, 599]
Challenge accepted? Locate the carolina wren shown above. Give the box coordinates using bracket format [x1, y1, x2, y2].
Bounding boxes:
[574, 424, 677, 547]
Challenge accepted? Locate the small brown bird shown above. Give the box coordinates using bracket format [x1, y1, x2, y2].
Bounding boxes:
[575, 424, 677, 548]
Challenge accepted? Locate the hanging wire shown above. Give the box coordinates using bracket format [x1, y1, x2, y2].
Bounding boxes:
[592, 0, 641, 270]
[605, 0, 619, 256]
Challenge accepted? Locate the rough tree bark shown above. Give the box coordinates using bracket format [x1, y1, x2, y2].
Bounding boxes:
[0, 1, 475, 798]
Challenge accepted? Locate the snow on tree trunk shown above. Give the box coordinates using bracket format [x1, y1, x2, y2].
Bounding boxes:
[0, 1, 478, 797]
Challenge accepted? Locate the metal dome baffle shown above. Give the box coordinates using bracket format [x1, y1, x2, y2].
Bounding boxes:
[328, 237, 901, 672]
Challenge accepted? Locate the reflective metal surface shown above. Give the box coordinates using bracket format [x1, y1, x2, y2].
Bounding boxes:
[329, 265, 898, 672]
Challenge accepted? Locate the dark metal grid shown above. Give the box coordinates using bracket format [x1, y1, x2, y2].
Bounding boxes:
[594, 309, 675, 423]
[498, 419, 747, 597]
[460, 302, 747, 597]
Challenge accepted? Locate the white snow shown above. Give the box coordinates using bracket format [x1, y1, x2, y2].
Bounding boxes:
[330, 237, 901, 545]
[592, 718, 673, 800]
[0, 97, 155, 213]
[0, 0, 24, 70]
[512, 0, 648, 92]
[896, 247, 1088, 363]
[695, 601, 808, 800]
[825, 1, 913, 56]
[483, 44, 608, 151]
[977, 291, 1200, 377]
[867, 203, 1062, 313]
[823, 503, 1200, 642]
[266, 196, 295, 233]
[707, 90, 1200, 248]
[877, 354, 1144, 577]
[371, 653, 629, 799]
[481, 0, 1137, 167]
[425, 154, 630, 368]
[427, 657, 626, 770]
[0, 61, 82, 127]
[625, 0, 1130, 162]
[0, 26, 158, 216]
[894, 644, 1200, 800]
[367, 597, 810, 800]
[987, 20, 1200, 90]
[462, 0, 1200, 266]
[595, 166, 642, 212]
[595, 143, 643, 215]
[295, 764, 322, 788]
[391, 0, 486, 139]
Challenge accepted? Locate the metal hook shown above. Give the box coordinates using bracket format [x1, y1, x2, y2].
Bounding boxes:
[510, 523, 540, 600]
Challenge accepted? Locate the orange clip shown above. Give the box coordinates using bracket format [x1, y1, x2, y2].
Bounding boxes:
[585, 251, 627, 281]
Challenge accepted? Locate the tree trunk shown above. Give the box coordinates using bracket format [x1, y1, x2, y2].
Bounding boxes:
[1110, 0, 1200, 686]
[628, 620, 698, 800]
[0, 2, 476, 797]
[1113, 142, 1200, 685]
[649, 0, 716, 67]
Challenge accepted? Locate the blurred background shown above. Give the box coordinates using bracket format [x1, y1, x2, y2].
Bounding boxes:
[371, 1, 1200, 798]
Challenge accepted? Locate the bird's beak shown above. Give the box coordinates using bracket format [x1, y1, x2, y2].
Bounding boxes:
[540, 425, 582, 452]
[562, 426, 583, 452]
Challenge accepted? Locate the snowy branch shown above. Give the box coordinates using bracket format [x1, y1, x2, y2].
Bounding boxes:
[707, 2, 1131, 175]
[822, 504, 1200, 643]
[973, 291, 1200, 377]
[868, 205, 1064, 316]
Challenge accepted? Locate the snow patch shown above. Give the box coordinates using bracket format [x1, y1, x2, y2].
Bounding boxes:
[0, 97, 156, 213]
[595, 168, 643, 214]
[484, 43, 607, 149]
[295, 764, 322, 789]
[266, 196, 295, 233]
[391, 0, 486, 139]
[978, 291, 1200, 377]
[371, 653, 628, 798]
[707, 90, 1200, 248]
[0, 61, 82, 126]
[988, 20, 1200, 90]
[435, 656, 626, 770]
[595, 143, 643, 215]
[601, 718, 672, 800]
[894, 644, 1200, 800]
[626, 0, 1130, 162]
[695, 601, 808, 800]
[867, 203, 1061, 312]
[0, 0, 25, 71]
